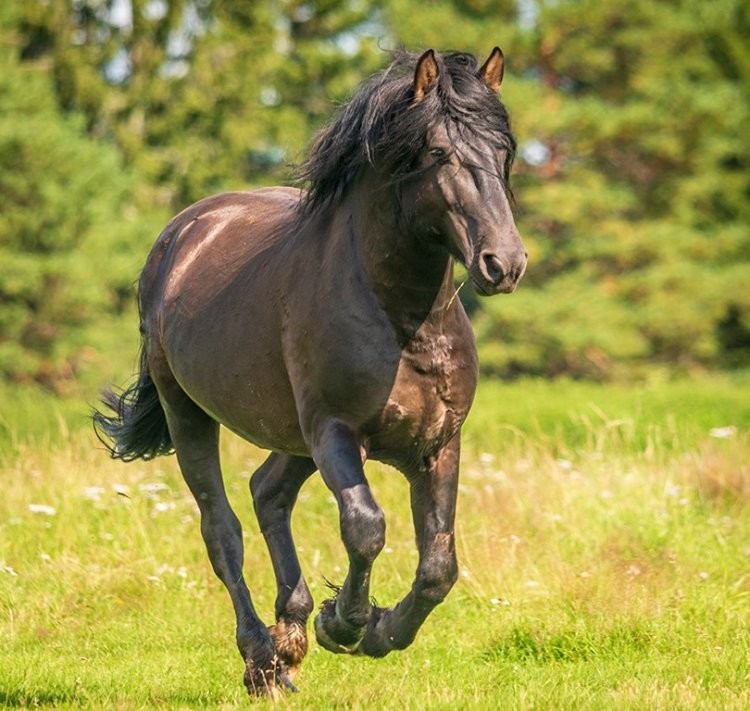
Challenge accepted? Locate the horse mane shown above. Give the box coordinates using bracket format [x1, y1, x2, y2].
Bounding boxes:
[296, 49, 517, 216]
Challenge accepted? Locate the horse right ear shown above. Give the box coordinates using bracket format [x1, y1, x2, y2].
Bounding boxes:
[413, 49, 439, 102]
[479, 46, 505, 93]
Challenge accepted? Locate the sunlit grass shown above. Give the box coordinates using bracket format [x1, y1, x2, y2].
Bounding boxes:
[1, 374, 749, 708]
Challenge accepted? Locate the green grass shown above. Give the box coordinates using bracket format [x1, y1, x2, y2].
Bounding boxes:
[1, 373, 749, 708]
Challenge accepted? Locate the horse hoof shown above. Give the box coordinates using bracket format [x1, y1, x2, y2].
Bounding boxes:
[313, 612, 360, 654]
[354, 606, 395, 658]
[279, 671, 299, 694]
[243, 657, 297, 698]
[313, 599, 363, 654]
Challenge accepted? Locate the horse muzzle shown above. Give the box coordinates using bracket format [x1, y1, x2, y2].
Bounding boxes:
[471, 249, 528, 295]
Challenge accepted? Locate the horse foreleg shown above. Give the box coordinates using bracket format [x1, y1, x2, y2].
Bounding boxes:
[357, 434, 460, 657]
[310, 421, 386, 653]
[250, 453, 316, 680]
[153, 375, 285, 696]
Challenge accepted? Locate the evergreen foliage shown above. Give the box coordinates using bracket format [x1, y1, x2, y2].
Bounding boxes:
[1, 0, 748, 386]
[0, 10, 162, 388]
[475, 0, 750, 377]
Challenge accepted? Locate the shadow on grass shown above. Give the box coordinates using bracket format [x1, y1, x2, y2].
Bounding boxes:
[0, 689, 79, 707]
[0, 687, 245, 708]
[483, 622, 654, 665]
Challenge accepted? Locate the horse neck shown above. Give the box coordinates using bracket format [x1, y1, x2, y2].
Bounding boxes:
[341, 179, 457, 340]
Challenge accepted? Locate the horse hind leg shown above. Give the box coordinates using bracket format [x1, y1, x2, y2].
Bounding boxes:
[250, 453, 316, 679]
[150, 365, 286, 696]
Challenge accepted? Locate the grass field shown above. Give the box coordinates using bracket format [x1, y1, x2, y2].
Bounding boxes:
[1, 373, 749, 709]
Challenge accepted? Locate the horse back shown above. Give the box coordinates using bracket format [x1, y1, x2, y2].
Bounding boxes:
[139, 188, 302, 316]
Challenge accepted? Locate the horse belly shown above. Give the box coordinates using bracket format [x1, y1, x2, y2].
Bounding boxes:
[157, 299, 306, 453]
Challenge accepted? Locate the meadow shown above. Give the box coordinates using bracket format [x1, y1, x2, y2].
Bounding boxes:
[1, 373, 749, 709]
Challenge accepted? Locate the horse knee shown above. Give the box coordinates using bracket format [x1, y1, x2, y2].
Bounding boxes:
[416, 532, 458, 604]
[339, 485, 386, 565]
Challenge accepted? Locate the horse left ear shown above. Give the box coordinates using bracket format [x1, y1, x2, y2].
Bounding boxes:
[479, 46, 505, 93]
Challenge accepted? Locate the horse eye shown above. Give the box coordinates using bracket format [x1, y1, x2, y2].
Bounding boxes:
[429, 148, 448, 163]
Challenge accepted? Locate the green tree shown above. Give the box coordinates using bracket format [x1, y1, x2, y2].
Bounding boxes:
[15, 0, 385, 209]
[0, 5, 164, 388]
[496, 0, 750, 377]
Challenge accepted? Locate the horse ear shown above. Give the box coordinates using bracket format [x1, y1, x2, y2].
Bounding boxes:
[413, 49, 439, 102]
[479, 46, 505, 93]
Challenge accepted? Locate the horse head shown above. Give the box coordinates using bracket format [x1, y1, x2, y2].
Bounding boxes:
[401, 48, 527, 295]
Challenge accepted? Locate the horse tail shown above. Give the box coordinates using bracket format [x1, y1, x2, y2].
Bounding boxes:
[93, 345, 173, 462]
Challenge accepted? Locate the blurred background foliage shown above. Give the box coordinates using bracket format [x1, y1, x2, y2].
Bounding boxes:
[0, 0, 748, 392]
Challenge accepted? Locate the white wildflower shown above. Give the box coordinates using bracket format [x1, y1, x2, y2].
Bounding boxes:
[1, 562, 18, 576]
[709, 426, 737, 439]
[138, 482, 170, 494]
[28, 504, 56, 516]
[490, 597, 510, 606]
[152, 501, 176, 514]
[82, 486, 105, 501]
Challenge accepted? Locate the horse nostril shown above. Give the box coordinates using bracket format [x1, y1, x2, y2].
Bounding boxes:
[482, 252, 505, 284]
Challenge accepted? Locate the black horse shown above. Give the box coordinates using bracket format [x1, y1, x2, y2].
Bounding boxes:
[95, 47, 526, 696]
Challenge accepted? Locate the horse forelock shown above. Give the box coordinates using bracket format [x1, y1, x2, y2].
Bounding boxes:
[296, 49, 516, 216]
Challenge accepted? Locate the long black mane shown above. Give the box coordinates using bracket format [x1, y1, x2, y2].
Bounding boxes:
[297, 50, 517, 215]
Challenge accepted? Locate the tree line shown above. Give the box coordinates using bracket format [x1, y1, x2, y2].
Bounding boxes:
[1, 0, 748, 389]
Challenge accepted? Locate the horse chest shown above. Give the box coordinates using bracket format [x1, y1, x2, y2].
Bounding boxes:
[370, 332, 477, 457]
[405, 333, 458, 396]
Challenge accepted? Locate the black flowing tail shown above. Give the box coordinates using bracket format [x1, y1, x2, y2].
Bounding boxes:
[93, 346, 173, 461]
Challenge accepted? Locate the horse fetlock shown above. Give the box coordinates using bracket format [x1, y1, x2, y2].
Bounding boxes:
[277, 576, 315, 622]
[269, 619, 308, 676]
